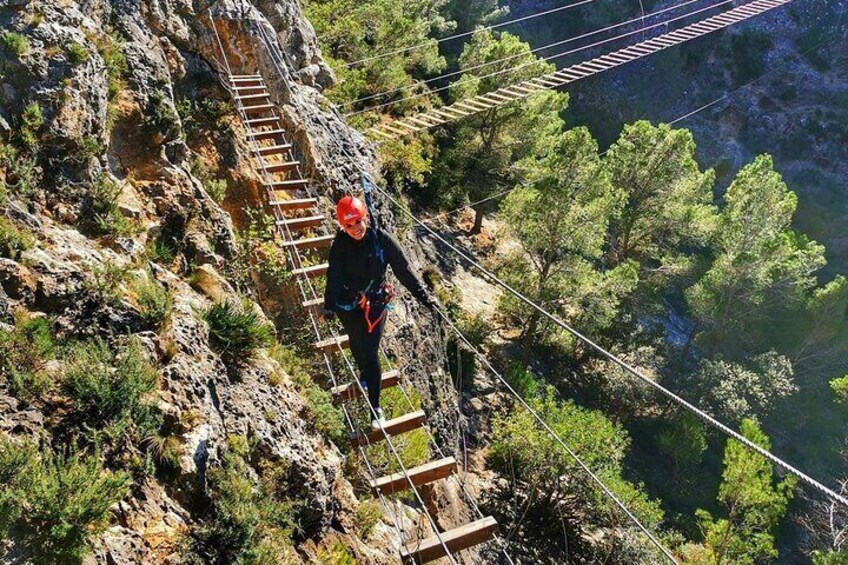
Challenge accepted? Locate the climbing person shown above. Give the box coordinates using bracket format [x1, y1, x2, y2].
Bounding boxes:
[322, 189, 436, 431]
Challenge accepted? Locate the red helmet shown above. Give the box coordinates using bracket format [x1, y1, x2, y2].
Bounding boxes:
[336, 196, 367, 226]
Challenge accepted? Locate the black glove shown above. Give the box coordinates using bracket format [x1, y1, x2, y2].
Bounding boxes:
[321, 308, 336, 320]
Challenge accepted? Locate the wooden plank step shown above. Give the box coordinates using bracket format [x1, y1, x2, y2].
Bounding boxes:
[249, 128, 286, 141]
[268, 197, 317, 211]
[235, 92, 270, 102]
[234, 84, 267, 92]
[292, 262, 328, 278]
[231, 79, 262, 88]
[242, 103, 275, 115]
[245, 116, 280, 127]
[313, 334, 350, 353]
[231, 73, 261, 79]
[281, 234, 335, 250]
[263, 160, 300, 174]
[268, 179, 309, 191]
[349, 410, 426, 448]
[331, 370, 400, 403]
[302, 297, 324, 308]
[401, 516, 498, 564]
[276, 214, 323, 231]
[370, 456, 456, 496]
[258, 143, 293, 156]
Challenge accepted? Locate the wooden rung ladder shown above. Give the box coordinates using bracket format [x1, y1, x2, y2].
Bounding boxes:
[313, 334, 350, 353]
[370, 456, 456, 496]
[349, 410, 427, 448]
[258, 143, 293, 156]
[268, 197, 317, 211]
[277, 215, 324, 231]
[401, 516, 498, 564]
[267, 179, 310, 191]
[263, 161, 300, 174]
[291, 263, 328, 277]
[331, 370, 400, 402]
[282, 234, 335, 250]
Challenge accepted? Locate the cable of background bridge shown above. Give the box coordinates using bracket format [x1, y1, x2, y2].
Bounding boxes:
[429, 301, 679, 564]
[344, 0, 735, 117]
[343, 0, 596, 68]
[422, 20, 845, 224]
[372, 182, 848, 510]
[249, 19, 464, 563]
[337, 0, 706, 109]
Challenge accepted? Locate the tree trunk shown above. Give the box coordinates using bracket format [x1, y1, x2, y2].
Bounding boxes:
[469, 205, 485, 234]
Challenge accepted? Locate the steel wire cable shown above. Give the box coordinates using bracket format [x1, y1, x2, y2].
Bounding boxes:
[338, 0, 706, 109]
[422, 21, 847, 224]
[345, 0, 735, 117]
[342, 0, 597, 68]
[371, 182, 848, 510]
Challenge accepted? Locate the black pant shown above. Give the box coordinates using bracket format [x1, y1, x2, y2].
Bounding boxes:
[337, 308, 385, 410]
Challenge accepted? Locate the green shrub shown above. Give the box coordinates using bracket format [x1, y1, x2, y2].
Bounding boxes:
[144, 90, 180, 141]
[145, 233, 180, 265]
[830, 375, 848, 406]
[1, 32, 29, 57]
[91, 32, 128, 129]
[0, 144, 40, 198]
[62, 338, 159, 432]
[506, 362, 540, 398]
[353, 499, 382, 538]
[0, 216, 34, 260]
[19, 102, 43, 149]
[204, 300, 274, 368]
[185, 452, 299, 564]
[66, 42, 89, 65]
[269, 344, 344, 444]
[132, 276, 173, 328]
[0, 437, 130, 563]
[175, 97, 232, 140]
[0, 313, 56, 404]
[457, 311, 492, 348]
[205, 178, 228, 203]
[82, 174, 138, 237]
[84, 260, 131, 306]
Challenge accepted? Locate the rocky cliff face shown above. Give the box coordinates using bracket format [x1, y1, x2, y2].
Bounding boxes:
[0, 1, 463, 563]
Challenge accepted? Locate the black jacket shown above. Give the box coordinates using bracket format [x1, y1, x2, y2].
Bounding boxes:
[324, 227, 428, 311]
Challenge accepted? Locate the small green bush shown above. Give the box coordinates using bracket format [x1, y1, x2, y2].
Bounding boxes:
[82, 174, 137, 237]
[0, 437, 130, 563]
[205, 178, 228, 203]
[0, 144, 40, 198]
[19, 102, 43, 149]
[84, 260, 131, 306]
[353, 499, 382, 538]
[269, 344, 344, 444]
[0, 313, 55, 404]
[176, 97, 232, 140]
[132, 277, 173, 328]
[185, 452, 299, 564]
[91, 32, 128, 129]
[1, 32, 29, 57]
[204, 300, 274, 368]
[66, 42, 89, 65]
[144, 90, 180, 141]
[62, 338, 159, 432]
[830, 375, 848, 406]
[0, 216, 34, 260]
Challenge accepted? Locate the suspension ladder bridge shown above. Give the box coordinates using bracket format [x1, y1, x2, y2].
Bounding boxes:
[210, 14, 505, 565]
